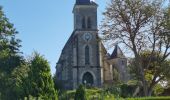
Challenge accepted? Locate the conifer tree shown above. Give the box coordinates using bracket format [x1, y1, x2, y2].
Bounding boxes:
[27, 52, 58, 100]
[0, 6, 25, 100]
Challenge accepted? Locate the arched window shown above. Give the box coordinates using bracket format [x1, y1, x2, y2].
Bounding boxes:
[85, 45, 90, 65]
[82, 16, 86, 29]
[87, 17, 91, 29]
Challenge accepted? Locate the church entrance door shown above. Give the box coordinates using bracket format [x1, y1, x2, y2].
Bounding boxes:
[82, 72, 94, 86]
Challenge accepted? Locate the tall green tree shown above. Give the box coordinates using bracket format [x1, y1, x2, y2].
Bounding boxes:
[101, 0, 170, 96]
[0, 6, 26, 100]
[0, 6, 22, 72]
[27, 52, 57, 100]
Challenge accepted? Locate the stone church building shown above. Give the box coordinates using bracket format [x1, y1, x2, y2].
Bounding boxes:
[55, 0, 129, 90]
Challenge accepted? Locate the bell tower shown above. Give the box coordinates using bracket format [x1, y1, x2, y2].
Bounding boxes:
[73, 0, 98, 30]
[72, 0, 103, 89]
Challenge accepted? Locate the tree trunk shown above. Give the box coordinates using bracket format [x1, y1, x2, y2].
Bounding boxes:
[135, 56, 148, 96]
[142, 74, 148, 96]
[148, 88, 153, 96]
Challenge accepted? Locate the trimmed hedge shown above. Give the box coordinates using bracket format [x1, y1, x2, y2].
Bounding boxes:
[127, 96, 170, 100]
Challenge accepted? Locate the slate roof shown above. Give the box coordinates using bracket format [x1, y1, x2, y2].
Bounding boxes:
[76, 0, 97, 5]
[76, 0, 90, 4]
[110, 45, 125, 59]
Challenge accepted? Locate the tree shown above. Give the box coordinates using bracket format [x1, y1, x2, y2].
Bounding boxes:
[0, 6, 58, 100]
[0, 6, 22, 73]
[101, 0, 170, 96]
[7, 63, 30, 99]
[129, 51, 170, 96]
[0, 6, 26, 100]
[74, 85, 87, 100]
[27, 52, 58, 100]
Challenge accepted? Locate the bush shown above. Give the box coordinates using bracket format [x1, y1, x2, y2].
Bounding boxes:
[74, 85, 87, 100]
[153, 84, 164, 96]
[59, 88, 124, 100]
[104, 85, 121, 97]
[24, 95, 42, 100]
[127, 96, 170, 100]
[103, 83, 138, 98]
[120, 83, 136, 98]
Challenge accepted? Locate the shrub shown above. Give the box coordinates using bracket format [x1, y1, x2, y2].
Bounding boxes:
[153, 84, 164, 96]
[74, 85, 87, 100]
[120, 83, 136, 98]
[24, 95, 42, 100]
[104, 85, 121, 97]
[127, 96, 170, 100]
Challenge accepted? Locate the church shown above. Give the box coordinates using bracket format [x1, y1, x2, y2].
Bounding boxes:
[55, 0, 129, 90]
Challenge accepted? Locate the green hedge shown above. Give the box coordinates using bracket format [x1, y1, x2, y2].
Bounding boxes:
[127, 96, 170, 100]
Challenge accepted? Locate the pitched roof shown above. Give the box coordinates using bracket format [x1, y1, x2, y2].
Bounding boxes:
[110, 45, 125, 59]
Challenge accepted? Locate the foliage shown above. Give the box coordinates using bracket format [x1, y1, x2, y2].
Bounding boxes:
[0, 64, 30, 100]
[9, 63, 30, 99]
[74, 85, 87, 100]
[101, 0, 170, 96]
[104, 85, 121, 97]
[167, 78, 170, 88]
[0, 6, 22, 72]
[26, 52, 58, 100]
[153, 84, 164, 96]
[161, 87, 170, 96]
[104, 82, 138, 98]
[127, 96, 170, 100]
[0, 6, 58, 99]
[129, 51, 170, 96]
[0, 6, 26, 100]
[59, 88, 170, 100]
[119, 83, 136, 98]
[24, 95, 43, 100]
[59, 88, 115, 100]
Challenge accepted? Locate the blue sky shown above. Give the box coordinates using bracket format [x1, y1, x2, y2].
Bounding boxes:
[0, 0, 107, 75]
